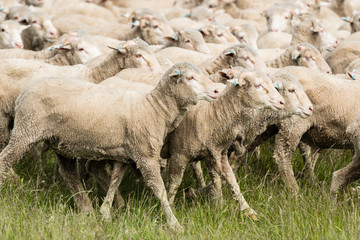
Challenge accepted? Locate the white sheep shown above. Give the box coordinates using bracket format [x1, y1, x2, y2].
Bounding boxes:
[0, 20, 29, 49]
[0, 62, 221, 232]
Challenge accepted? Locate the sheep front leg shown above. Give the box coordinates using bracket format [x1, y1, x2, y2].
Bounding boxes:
[139, 159, 183, 232]
[0, 113, 11, 151]
[273, 122, 310, 195]
[298, 142, 319, 184]
[57, 155, 93, 214]
[219, 153, 257, 219]
[100, 161, 128, 220]
[167, 153, 189, 205]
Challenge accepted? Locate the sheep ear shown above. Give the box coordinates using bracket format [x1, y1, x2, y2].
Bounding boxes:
[342, 16, 353, 23]
[260, 10, 266, 17]
[164, 36, 177, 42]
[237, 71, 254, 85]
[199, 28, 209, 36]
[219, 70, 230, 79]
[107, 46, 127, 54]
[169, 69, 181, 78]
[348, 71, 356, 80]
[291, 50, 301, 60]
[310, 20, 323, 33]
[273, 82, 282, 91]
[224, 49, 235, 57]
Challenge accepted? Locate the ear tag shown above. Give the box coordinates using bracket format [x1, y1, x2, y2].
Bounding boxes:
[228, 50, 235, 54]
[342, 16, 350, 21]
[233, 80, 238, 86]
[117, 46, 121, 52]
[276, 82, 280, 91]
[174, 33, 178, 41]
[0, 8, 5, 12]
[184, 13, 190, 17]
[174, 70, 181, 76]
[59, 44, 62, 49]
[352, 74, 356, 80]
[49, 46, 55, 52]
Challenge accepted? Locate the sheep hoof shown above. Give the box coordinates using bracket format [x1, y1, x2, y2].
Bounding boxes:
[100, 205, 111, 221]
[168, 222, 184, 233]
[249, 214, 259, 221]
[244, 208, 259, 221]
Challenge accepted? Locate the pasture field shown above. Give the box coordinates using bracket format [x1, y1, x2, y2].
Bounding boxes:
[0, 141, 359, 240]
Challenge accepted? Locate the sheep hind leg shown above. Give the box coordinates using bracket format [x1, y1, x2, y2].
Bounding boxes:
[298, 142, 319, 184]
[57, 155, 93, 214]
[166, 154, 189, 205]
[191, 161, 206, 188]
[220, 153, 257, 219]
[99, 161, 128, 220]
[139, 158, 183, 232]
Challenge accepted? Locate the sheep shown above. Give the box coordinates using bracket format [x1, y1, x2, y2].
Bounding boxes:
[219, 0, 264, 21]
[23, 0, 43, 7]
[330, 114, 360, 199]
[325, 39, 360, 74]
[199, 44, 268, 75]
[199, 24, 239, 44]
[21, 11, 58, 51]
[268, 66, 360, 195]
[164, 67, 285, 220]
[267, 16, 338, 67]
[169, 17, 204, 32]
[0, 62, 221, 232]
[267, 42, 332, 73]
[230, 24, 258, 50]
[0, 20, 29, 49]
[0, 30, 102, 65]
[189, 72, 314, 197]
[0, 38, 161, 151]
[161, 28, 210, 54]
[6, 5, 32, 24]
[345, 58, 360, 74]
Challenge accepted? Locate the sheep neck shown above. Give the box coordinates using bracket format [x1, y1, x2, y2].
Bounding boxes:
[33, 48, 58, 60]
[266, 45, 296, 68]
[145, 84, 191, 134]
[202, 55, 227, 75]
[88, 51, 125, 84]
[204, 85, 259, 145]
[44, 51, 74, 66]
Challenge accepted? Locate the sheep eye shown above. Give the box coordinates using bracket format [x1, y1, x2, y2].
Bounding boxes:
[186, 76, 194, 80]
[255, 84, 263, 89]
[285, 16, 289, 20]
[288, 89, 295, 93]
[135, 53, 142, 58]
[32, 20, 38, 24]
[217, 32, 223, 37]
[1, 28, 5, 32]
[153, 25, 159, 29]
[266, 16, 270, 20]
[14, 16, 19, 20]
[185, 39, 191, 43]
[78, 48, 85, 51]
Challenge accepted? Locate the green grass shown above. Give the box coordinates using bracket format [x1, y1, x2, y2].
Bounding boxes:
[1, 141, 360, 240]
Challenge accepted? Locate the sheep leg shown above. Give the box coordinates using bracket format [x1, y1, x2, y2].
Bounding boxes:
[100, 161, 128, 220]
[167, 154, 189, 205]
[273, 122, 310, 195]
[0, 134, 38, 186]
[0, 113, 11, 151]
[57, 155, 93, 214]
[86, 160, 125, 209]
[298, 142, 319, 183]
[191, 161, 207, 188]
[139, 159, 183, 232]
[219, 153, 257, 219]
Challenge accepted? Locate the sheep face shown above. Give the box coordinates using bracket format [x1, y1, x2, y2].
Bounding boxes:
[29, 12, 57, 42]
[271, 74, 313, 118]
[291, 43, 332, 74]
[164, 62, 223, 104]
[230, 25, 258, 50]
[164, 29, 210, 54]
[25, 0, 44, 7]
[344, 12, 360, 33]
[139, 16, 174, 45]
[116, 38, 162, 73]
[200, 25, 239, 44]
[0, 20, 28, 48]
[263, 6, 293, 33]
[221, 45, 268, 74]
[63, 34, 102, 64]
[224, 68, 285, 111]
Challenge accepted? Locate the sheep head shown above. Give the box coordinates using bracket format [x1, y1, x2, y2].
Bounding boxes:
[291, 42, 331, 74]
[161, 62, 224, 105]
[0, 20, 29, 48]
[271, 74, 313, 118]
[138, 15, 174, 45]
[108, 38, 162, 73]
[164, 29, 210, 54]
[28, 12, 57, 42]
[221, 67, 285, 111]
[199, 24, 239, 44]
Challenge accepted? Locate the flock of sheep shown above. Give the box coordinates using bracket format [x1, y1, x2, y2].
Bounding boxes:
[0, 0, 359, 232]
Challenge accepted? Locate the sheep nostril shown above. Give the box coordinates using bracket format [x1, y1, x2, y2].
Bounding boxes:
[309, 106, 313, 112]
[280, 100, 285, 105]
[214, 90, 219, 94]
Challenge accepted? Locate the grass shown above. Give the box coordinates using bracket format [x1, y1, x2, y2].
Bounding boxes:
[1, 141, 360, 240]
